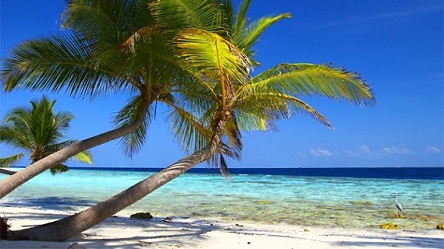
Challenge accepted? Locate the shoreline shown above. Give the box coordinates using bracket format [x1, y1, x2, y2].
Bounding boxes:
[1, 206, 443, 249]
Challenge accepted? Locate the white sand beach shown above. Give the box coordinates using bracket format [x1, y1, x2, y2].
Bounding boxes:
[1, 206, 443, 249]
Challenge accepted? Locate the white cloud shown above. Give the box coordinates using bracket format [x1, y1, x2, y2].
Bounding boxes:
[425, 146, 441, 154]
[310, 147, 334, 157]
[344, 149, 358, 157]
[344, 145, 373, 157]
[357, 145, 372, 154]
[383, 146, 413, 154]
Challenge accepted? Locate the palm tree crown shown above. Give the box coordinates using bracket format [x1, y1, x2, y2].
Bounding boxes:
[0, 96, 92, 174]
[163, 0, 375, 173]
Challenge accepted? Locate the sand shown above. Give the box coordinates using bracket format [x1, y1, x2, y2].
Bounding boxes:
[0, 206, 443, 249]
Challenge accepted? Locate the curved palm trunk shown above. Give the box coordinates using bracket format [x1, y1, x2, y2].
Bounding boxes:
[0, 98, 151, 199]
[9, 116, 227, 241]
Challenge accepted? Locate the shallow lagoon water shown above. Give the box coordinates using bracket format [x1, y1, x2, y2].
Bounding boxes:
[1, 168, 443, 230]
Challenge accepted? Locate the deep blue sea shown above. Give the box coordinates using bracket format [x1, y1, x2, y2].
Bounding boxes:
[1, 167, 443, 230]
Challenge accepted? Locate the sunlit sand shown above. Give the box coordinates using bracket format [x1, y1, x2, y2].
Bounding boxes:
[1, 206, 443, 249]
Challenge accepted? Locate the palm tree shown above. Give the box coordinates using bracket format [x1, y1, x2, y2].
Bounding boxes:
[7, 0, 374, 241]
[0, 0, 201, 198]
[0, 96, 92, 174]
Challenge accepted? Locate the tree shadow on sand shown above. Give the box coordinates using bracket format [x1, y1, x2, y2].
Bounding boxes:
[331, 233, 444, 249]
[75, 220, 218, 249]
[2, 210, 221, 249]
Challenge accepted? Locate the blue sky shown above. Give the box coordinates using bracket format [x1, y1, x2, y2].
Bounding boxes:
[0, 0, 442, 168]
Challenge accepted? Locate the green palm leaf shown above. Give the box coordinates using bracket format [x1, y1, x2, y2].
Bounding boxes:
[245, 63, 375, 106]
[176, 28, 253, 109]
[1, 34, 132, 98]
[0, 154, 25, 168]
[114, 95, 152, 157]
[233, 0, 251, 33]
[62, 0, 154, 45]
[235, 13, 291, 58]
[151, 0, 224, 35]
[29, 97, 73, 147]
[166, 103, 210, 152]
[0, 119, 32, 150]
[71, 151, 93, 165]
[235, 92, 332, 130]
[49, 164, 69, 175]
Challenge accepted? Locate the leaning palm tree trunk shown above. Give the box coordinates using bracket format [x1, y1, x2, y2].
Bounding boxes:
[9, 115, 227, 241]
[0, 98, 151, 199]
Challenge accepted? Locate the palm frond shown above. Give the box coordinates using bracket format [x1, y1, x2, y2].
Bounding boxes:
[120, 26, 159, 54]
[246, 63, 376, 106]
[1, 33, 134, 99]
[0, 153, 25, 168]
[236, 91, 332, 128]
[224, 112, 243, 153]
[235, 13, 291, 57]
[122, 27, 191, 87]
[114, 96, 152, 157]
[218, 154, 231, 178]
[62, 0, 154, 45]
[62, 0, 120, 43]
[28, 97, 74, 147]
[231, 109, 270, 132]
[151, 0, 224, 35]
[273, 94, 332, 128]
[175, 28, 253, 108]
[0, 123, 33, 150]
[49, 164, 69, 175]
[217, 0, 235, 39]
[166, 102, 212, 153]
[70, 150, 93, 164]
[233, 0, 251, 33]
[52, 111, 75, 136]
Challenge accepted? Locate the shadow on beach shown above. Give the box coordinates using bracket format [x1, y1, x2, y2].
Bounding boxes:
[330, 232, 444, 249]
[1, 206, 444, 249]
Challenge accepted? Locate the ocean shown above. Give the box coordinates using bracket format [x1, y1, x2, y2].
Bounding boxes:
[1, 167, 443, 230]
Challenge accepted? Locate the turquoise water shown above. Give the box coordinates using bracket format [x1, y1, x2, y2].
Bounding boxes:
[1, 168, 443, 230]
